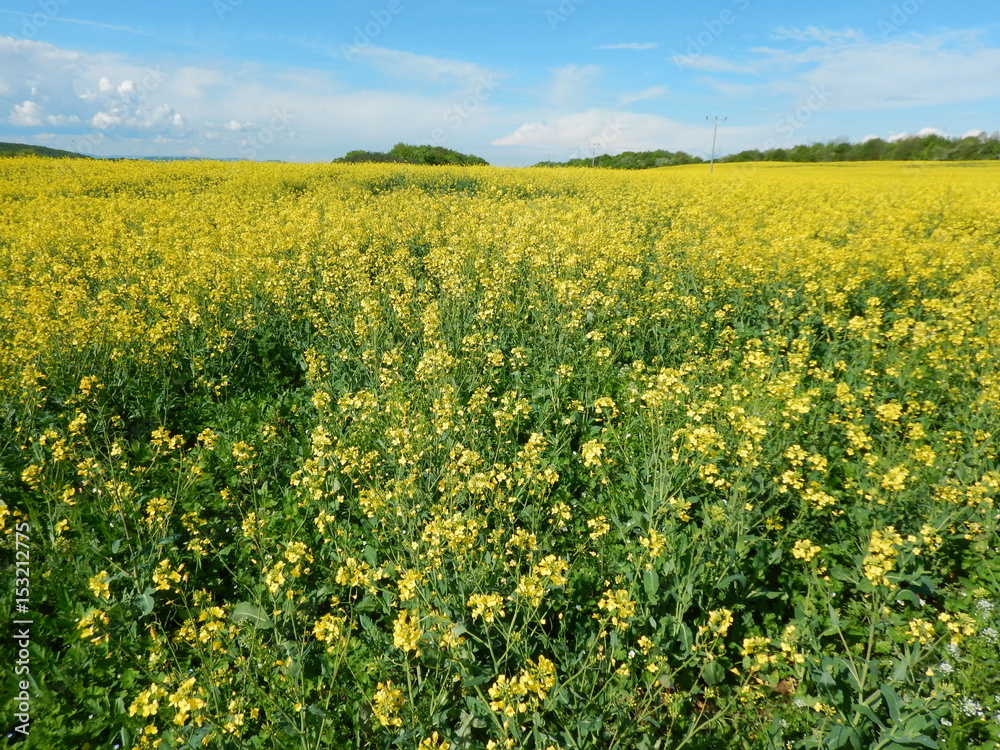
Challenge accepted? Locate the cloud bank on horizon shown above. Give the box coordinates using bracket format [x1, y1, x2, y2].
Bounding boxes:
[1, 0, 999, 164]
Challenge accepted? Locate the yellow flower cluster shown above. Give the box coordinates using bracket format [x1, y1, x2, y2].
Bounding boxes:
[487, 655, 557, 719]
[791, 539, 822, 562]
[580, 440, 606, 468]
[863, 527, 904, 588]
[393, 609, 424, 656]
[164, 677, 208, 727]
[78, 609, 109, 645]
[151, 559, 187, 592]
[698, 608, 734, 638]
[468, 593, 506, 623]
[313, 612, 347, 650]
[88, 570, 111, 600]
[597, 589, 637, 631]
[372, 681, 405, 728]
[129, 684, 167, 718]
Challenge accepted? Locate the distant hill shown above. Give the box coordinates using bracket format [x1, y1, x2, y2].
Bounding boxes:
[334, 142, 488, 166]
[0, 141, 91, 159]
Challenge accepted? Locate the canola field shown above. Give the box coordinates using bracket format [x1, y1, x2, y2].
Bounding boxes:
[0, 158, 998, 750]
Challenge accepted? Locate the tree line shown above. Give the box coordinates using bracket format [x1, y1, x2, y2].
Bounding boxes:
[534, 149, 703, 169]
[723, 132, 1000, 163]
[333, 142, 488, 166]
[534, 132, 1000, 169]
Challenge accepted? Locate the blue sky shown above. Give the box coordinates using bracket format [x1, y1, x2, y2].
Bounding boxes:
[2, 0, 999, 164]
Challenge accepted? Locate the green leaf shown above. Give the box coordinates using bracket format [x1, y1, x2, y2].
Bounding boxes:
[362, 545, 377, 568]
[880, 684, 900, 724]
[701, 660, 725, 686]
[827, 603, 842, 630]
[187, 726, 213, 746]
[716, 573, 746, 591]
[678, 623, 693, 652]
[463, 673, 491, 688]
[456, 710, 476, 738]
[825, 724, 863, 750]
[892, 651, 917, 683]
[902, 714, 931, 735]
[230, 602, 274, 629]
[893, 588, 922, 606]
[134, 591, 155, 616]
[853, 701, 885, 729]
[643, 568, 659, 602]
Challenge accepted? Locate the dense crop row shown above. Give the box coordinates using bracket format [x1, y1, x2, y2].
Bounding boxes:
[1, 158, 998, 749]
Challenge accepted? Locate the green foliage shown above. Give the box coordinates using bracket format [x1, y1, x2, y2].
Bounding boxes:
[535, 149, 704, 169]
[334, 142, 489, 166]
[723, 132, 1000, 163]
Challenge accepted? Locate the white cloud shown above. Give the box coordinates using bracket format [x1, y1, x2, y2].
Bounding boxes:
[9, 100, 43, 126]
[884, 127, 947, 142]
[616, 86, 668, 107]
[492, 109, 711, 156]
[46, 114, 80, 126]
[0, 34, 513, 159]
[699, 30, 1000, 113]
[0, 36, 84, 102]
[672, 54, 754, 74]
[0, 36, 190, 140]
[771, 26, 863, 44]
[91, 111, 121, 129]
[349, 46, 498, 87]
[0, 9, 151, 36]
[549, 64, 602, 110]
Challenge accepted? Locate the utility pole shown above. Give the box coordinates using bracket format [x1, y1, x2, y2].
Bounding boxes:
[588, 140, 601, 167]
[706, 116, 726, 173]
